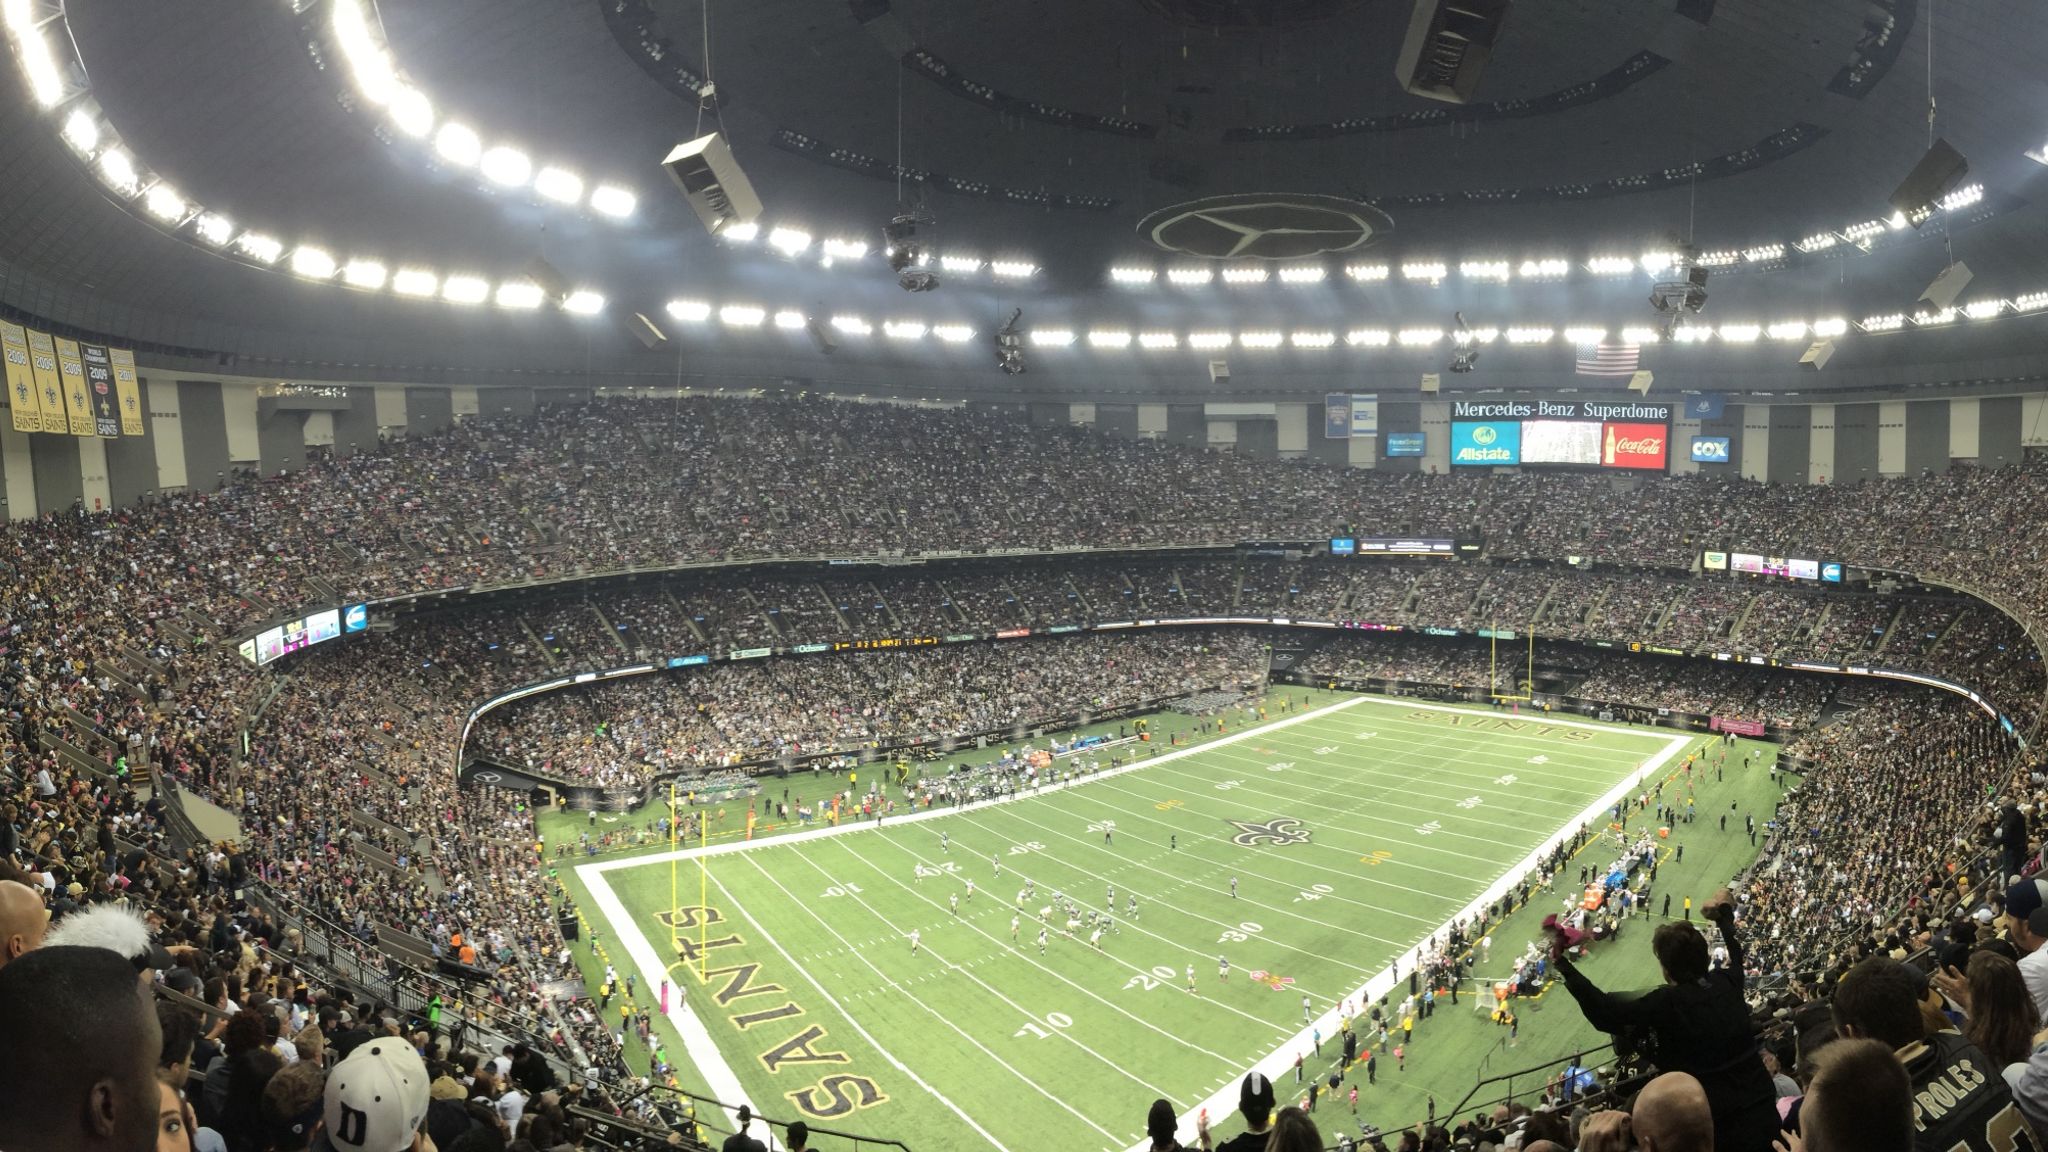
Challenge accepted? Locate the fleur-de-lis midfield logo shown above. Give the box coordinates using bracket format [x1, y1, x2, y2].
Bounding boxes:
[1227, 817, 1311, 847]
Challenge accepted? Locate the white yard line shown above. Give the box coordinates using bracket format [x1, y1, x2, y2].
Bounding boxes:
[740, 853, 1128, 1145]
[1133, 727, 1696, 1152]
[577, 694, 1697, 1152]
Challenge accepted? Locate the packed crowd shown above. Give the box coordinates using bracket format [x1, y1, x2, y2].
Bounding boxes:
[12, 396, 2048, 1152]
[472, 630, 1269, 786]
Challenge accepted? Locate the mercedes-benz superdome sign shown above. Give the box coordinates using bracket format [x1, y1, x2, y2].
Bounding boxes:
[1137, 193, 1393, 259]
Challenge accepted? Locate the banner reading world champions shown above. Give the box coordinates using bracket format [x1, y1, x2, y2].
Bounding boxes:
[1450, 421, 1521, 466]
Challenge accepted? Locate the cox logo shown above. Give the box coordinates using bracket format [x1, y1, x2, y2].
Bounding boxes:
[1472, 425, 1498, 445]
[1691, 436, 1731, 462]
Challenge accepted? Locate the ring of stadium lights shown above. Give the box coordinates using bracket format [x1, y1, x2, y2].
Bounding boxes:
[306, 0, 638, 221]
[1100, 183, 1993, 289]
[1, 9, 603, 315]
[657, 291, 2046, 351]
[707, 216, 1041, 281]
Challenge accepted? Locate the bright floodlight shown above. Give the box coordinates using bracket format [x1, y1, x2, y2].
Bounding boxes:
[61, 109, 98, 154]
[388, 85, 433, 138]
[1110, 267, 1156, 284]
[1138, 332, 1177, 349]
[931, 324, 974, 343]
[773, 310, 806, 329]
[1238, 331, 1283, 348]
[718, 220, 759, 242]
[235, 232, 282, 263]
[1187, 332, 1232, 349]
[1220, 266, 1269, 284]
[534, 167, 584, 204]
[719, 304, 766, 327]
[1291, 331, 1336, 348]
[1396, 327, 1442, 346]
[442, 275, 489, 304]
[1517, 259, 1568, 279]
[1585, 256, 1634, 275]
[495, 281, 543, 308]
[989, 260, 1036, 278]
[392, 268, 438, 296]
[666, 300, 712, 322]
[563, 290, 605, 314]
[12, 22, 64, 108]
[143, 184, 186, 222]
[1277, 266, 1326, 284]
[940, 255, 982, 273]
[1400, 262, 1447, 283]
[1346, 329, 1391, 347]
[1561, 326, 1605, 344]
[342, 259, 387, 289]
[1716, 323, 1761, 342]
[1087, 330, 1132, 348]
[1962, 299, 2004, 320]
[822, 238, 868, 260]
[830, 315, 871, 335]
[479, 146, 531, 187]
[434, 123, 481, 166]
[589, 184, 636, 218]
[290, 247, 337, 279]
[98, 148, 140, 195]
[1504, 327, 1553, 344]
[767, 227, 811, 256]
[1810, 318, 1848, 337]
[194, 213, 233, 246]
[1028, 329, 1075, 346]
[1167, 268, 1213, 285]
[1346, 263, 1390, 281]
[1619, 326, 1661, 344]
[1459, 261, 1510, 282]
[883, 321, 927, 340]
[1766, 320, 1808, 341]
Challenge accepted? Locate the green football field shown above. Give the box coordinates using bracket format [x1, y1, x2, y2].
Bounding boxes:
[576, 694, 1709, 1152]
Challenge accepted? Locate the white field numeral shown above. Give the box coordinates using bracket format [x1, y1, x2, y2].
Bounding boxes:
[1014, 1011, 1073, 1039]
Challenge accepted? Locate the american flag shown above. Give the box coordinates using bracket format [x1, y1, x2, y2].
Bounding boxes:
[1575, 340, 1641, 377]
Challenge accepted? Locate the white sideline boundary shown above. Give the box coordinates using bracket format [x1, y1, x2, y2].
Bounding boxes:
[572, 696, 1693, 1150]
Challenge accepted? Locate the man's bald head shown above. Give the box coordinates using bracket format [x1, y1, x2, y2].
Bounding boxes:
[1524, 1143, 1569, 1152]
[1632, 1072, 1714, 1152]
[0, 880, 46, 970]
[0, 944, 163, 1152]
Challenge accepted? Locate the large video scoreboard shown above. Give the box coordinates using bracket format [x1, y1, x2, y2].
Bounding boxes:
[1449, 399, 1672, 471]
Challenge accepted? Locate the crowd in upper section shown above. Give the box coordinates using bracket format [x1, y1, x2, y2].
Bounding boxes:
[27, 396, 2044, 634]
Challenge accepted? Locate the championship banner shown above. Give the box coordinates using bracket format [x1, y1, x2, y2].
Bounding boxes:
[25, 328, 66, 433]
[1323, 393, 1350, 439]
[81, 342, 119, 437]
[1, 323, 36, 434]
[53, 336, 94, 436]
[109, 348, 144, 436]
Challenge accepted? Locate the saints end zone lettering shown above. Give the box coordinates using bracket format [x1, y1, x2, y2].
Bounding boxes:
[787, 1074, 888, 1119]
[1404, 709, 1595, 742]
[678, 903, 887, 1118]
[656, 905, 726, 929]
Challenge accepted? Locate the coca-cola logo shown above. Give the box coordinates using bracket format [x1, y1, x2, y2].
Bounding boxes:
[1603, 422, 1668, 470]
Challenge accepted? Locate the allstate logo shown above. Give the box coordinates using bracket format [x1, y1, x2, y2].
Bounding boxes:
[1472, 425, 1497, 445]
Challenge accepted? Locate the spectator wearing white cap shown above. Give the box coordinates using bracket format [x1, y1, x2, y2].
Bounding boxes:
[322, 1038, 432, 1152]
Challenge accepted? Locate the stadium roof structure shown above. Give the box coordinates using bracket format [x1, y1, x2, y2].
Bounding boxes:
[2, 0, 2047, 397]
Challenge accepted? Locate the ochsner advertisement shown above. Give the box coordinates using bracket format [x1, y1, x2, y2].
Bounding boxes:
[1450, 421, 1522, 466]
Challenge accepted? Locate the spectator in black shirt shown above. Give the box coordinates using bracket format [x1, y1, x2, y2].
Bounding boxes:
[721, 1104, 766, 1152]
[1552, 889, 1777, 1152]
[1213, 1072, 1277, 1152]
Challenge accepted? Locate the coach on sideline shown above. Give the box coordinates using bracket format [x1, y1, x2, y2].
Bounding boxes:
[1548, 887, 1778, 1152]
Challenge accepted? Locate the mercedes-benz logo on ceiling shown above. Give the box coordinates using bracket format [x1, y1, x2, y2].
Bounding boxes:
[1138, 193, 1392, 260]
